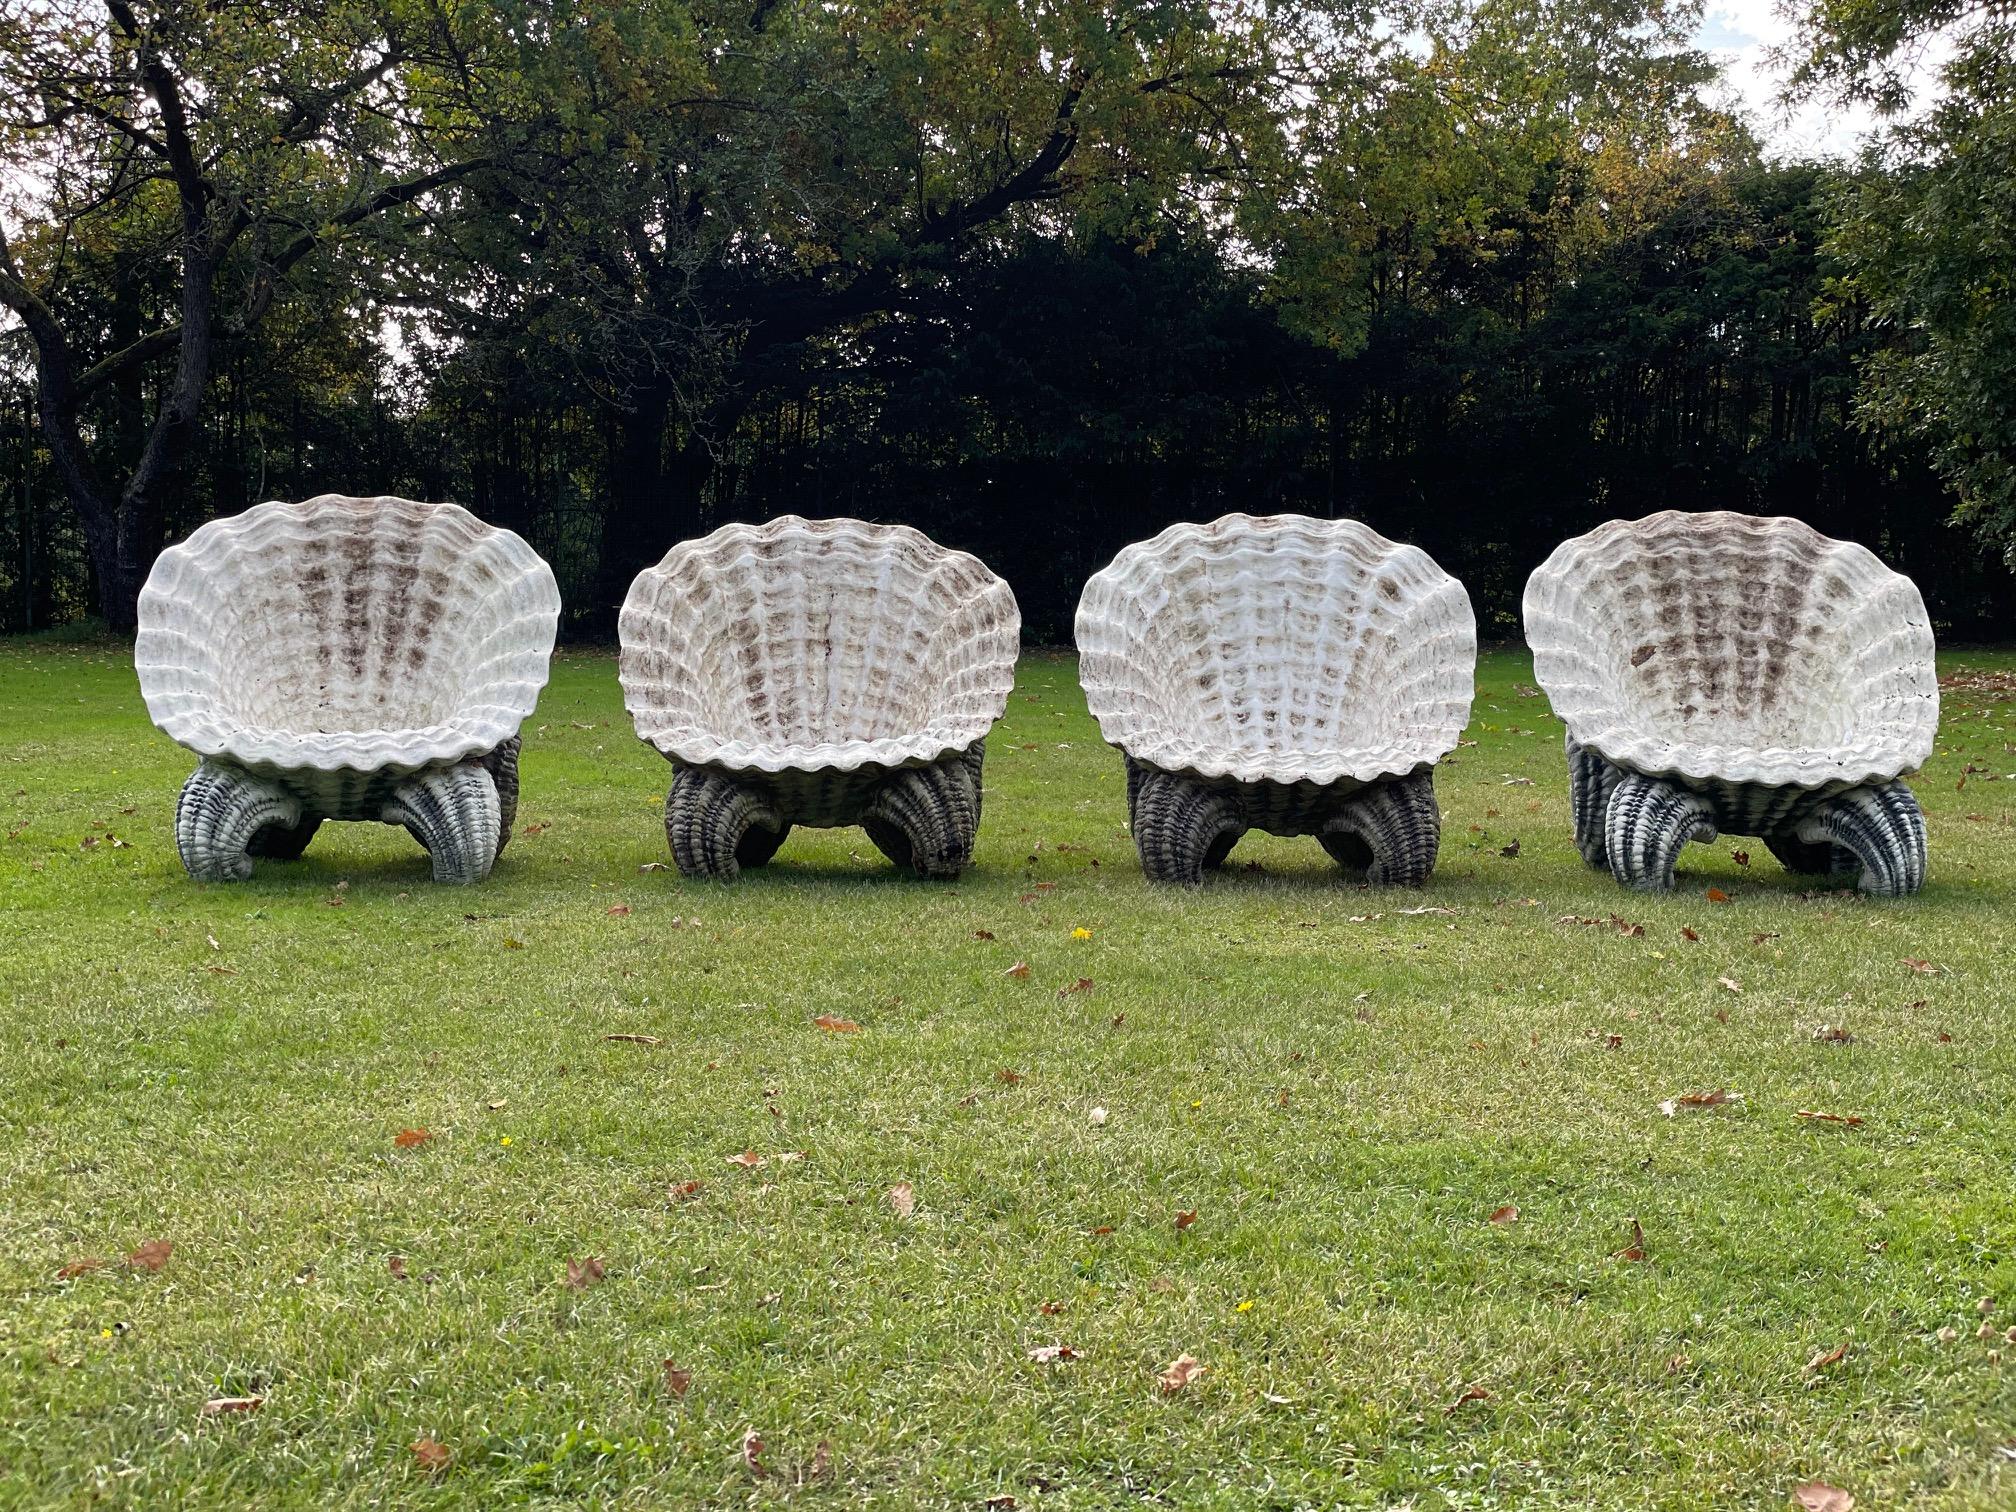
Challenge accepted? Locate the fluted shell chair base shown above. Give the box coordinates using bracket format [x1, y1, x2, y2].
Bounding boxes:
[1126, 758, 1441, 887]
[665, 741, 985, 882]
[173, 736, 520, 886]
[1569, 738, 1925, 896]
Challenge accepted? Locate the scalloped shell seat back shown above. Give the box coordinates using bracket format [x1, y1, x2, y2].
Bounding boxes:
[1522, 510, 1938, 895]
[135, 495, 561, 884]
[1075, 513, 1477, 885]
[619, 516, 1020, 880]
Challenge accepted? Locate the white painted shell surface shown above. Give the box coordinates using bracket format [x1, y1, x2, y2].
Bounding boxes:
[1074, 514, 1477, 786]
[135, 495, 561, 776]
[619, 516, 1021, 773]
[1523, 510, 1937, 790]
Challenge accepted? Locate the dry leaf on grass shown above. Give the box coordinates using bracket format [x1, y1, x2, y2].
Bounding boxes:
[1805, 1342, 1848, 1373]
[726, 1150, 766, 1168]
[1796, 1109, 1865, 1127]
[394, 1128, 432, 1147]
[1088, 1106, 1108, 1126]
[565, 1256, 605, 1290]
[662, 1360, 692, 1399]
[741, 1429, 766, 1477]
[388, 1255, 408, 1280]
[1901, 957, 1943, 975]
[603, 1033, 661, 1046]
[1792, 1485, 1853, 1512]
[126, 1239, 173, 1272]
[202, 1396, 263, 1415]
[888, 1181, 916, 1219]
[411, 1438, 451, 1474]
[997, 1068, 1023, 1084]
[1717, 976, 1743, 994]
[1059, 977, 1094, 996]
[1157, 1353, 1206, 1393]
[56, 1256, 103, 1279]
[812, 1014, 860, 1033]
[1003, 961, 1031, 979]
[1659, 1088, 1739, 1116]
[1613, 1218, 1647, 1262]
[1175, 1209, 1199, 1231]
[606, 904, 631, 917]
[669, 1180, 704, 1202]
[1705, 887, 1732, 903]
[1488, 1205, 1519, 1225]
[1028, 1344, 1081, 1363]
[1447, 1384, 1492, 1412]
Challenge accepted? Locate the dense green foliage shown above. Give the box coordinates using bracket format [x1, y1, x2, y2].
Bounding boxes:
[0, 0, 2011, 636]
[1798, 0, 2016, 563]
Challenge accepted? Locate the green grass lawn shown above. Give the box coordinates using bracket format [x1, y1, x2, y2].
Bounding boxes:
[3, 640, 2015, 1509]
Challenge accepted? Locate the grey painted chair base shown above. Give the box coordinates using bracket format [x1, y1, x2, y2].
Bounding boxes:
[1125, 758, 1441, 887]
[173, 736, 519, 885]
[664, 740, 985, 882]
[1568, 737, 1925, 895]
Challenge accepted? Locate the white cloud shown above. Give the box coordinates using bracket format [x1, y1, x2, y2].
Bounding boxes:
[1691, 0, 1950, 160]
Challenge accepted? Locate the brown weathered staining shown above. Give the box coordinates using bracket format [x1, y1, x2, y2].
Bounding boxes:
[135, 495, 560, 883]
[620, 517, 1019, 880]
[1526, 510, 1937, 894]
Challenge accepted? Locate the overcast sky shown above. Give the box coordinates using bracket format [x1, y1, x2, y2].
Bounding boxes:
[1690, 0, 1939, 159]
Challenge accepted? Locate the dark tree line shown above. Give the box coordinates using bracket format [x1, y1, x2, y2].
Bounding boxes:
[2, 0, 2010, 641]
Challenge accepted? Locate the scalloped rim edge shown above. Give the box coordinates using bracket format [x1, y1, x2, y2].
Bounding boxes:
[619, 516, 1020, 774]
[135, 496, 560, 775]
[1075, 513, 1476, 786]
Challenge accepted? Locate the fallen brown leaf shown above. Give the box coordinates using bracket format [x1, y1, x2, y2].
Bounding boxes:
[1157, 1352, 1206, 1393]
[1805, 1342, 1848, 1373]
[1902, 958, 1943, 975]
[126, 1239, 173, 1272]
[1660, 1088, 1739, 1116]
[1003, 960, 1031, 979]
[983, 1497, 1019, 1510]
[1059, 977, 1094, 996]
[662, 1360, 692, 1399]
[1488, 1204, 1519, 1225]
[1791, 1485, 1853, 1512]
[394, 1127, 432, 1148]
[742, 1429, 767, 1477]
[1705, 887, 1732, 904]
[888, 1181, 916, 1219]
[606, 904, 631, 917]
[1680, 926, 1700, 942]
[1447, 1384, 1492, 1412]
[1039, 1300, 1065, 1315]
[411, 1438, 451, 1475]
[974, 929, 996, 941]
[812, 1014, 861, 1033]
[726, 1150, 766, 1168]
[388, 1255, 408, 1280]
[1175, 1209, 1199, 1231]
[1028, 1344, 1080, 1363]
[202, 1396, 263, 1415]
[603, 1033, 661, 1045]
[56, 1256, 103, 1280]
[1614, 1217, 1647, 1262]
[1717, 976, 1742, 994]
[997, 1067, 1023, 1084]
[565, 1256, 606, 1290]
[1796, 1109, 1865, 1127]
[669, 1179, 704, 1202]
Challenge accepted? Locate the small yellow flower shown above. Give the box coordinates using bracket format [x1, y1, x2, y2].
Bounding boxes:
[1070, 927, 1093, 940]
[499, 1136, 513, 1147]
[100, 1328, 113, 1339]
[1235, 1299, 1254, 1313]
